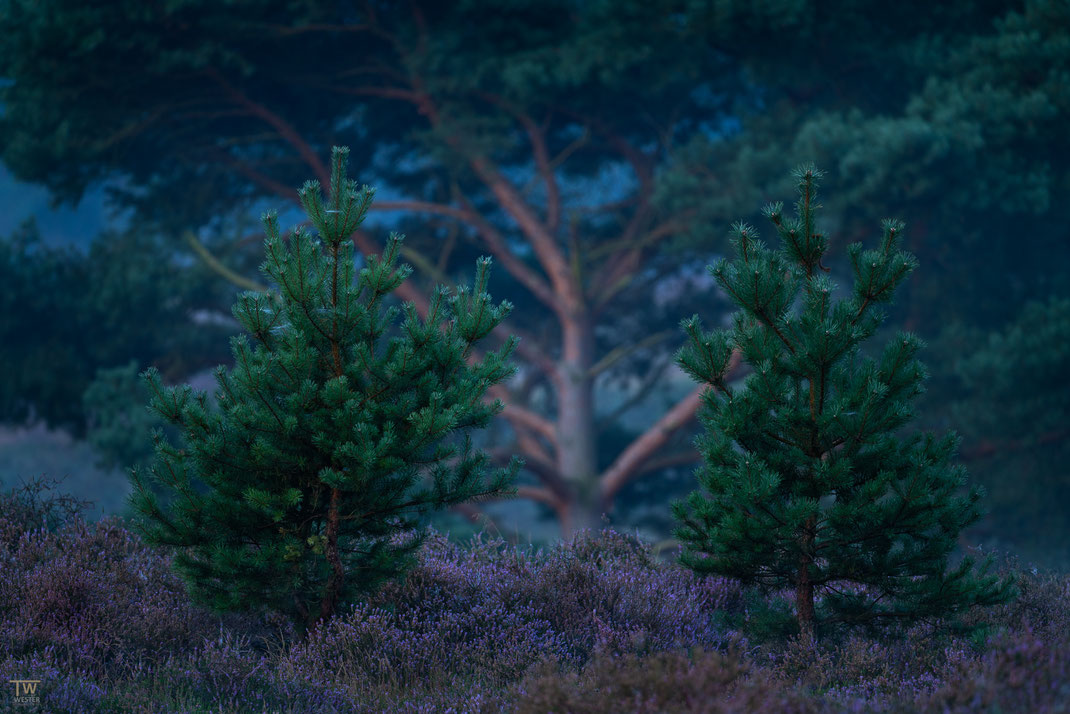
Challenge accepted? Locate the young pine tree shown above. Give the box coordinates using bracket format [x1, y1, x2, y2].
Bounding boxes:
[128, 147, 521, 634]
[672, 166, 1016, 643]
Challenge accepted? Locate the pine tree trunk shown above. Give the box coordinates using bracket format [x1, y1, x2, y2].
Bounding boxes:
[796, 515, 817, 644]
[319, 486, 344, 626]
[557, 313, 602, 540]
[796, 571, 815, 643]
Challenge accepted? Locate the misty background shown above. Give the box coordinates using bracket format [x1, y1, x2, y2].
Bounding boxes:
[1, 0, 1067, 571]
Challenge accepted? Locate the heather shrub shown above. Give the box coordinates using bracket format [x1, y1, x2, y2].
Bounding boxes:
[919, 626, 1070, 713]
[764, 630, 947, 705]
[0, 481, 264, 679]
[282, 527, 746, 704]
[907, 549, 1070, 713]
[0, 475, 92, 550]
[953, 546, 1070, 643]
[1, 477, 1066, 713]
[371, 528, 744, 662]
[0, 652, 104, 714]
[123, 629, 355, 714]
[751, 555, 1070, 709]
[500, 644, 824, 714]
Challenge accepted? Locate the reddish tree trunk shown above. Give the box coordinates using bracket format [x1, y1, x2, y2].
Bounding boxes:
[318, 486, 345, 627]
[558, 312, 602, 539]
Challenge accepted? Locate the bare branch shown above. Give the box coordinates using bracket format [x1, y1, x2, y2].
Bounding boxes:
[216, 152, 299, 203]
[184, 231, 268, 293]
[514, 485, 567, 510]
[588, 330, 675, 378]
[487, 446, 566, 499]
[634, 449, 701, 477]
[371, 199, 471, 221]
[599, 350, 743, 503]
[207, 69, 330, 186]
[381, 194, 561, 313]
[513, 431, 560, 482]
[477, 92, 562, 235]
[593, 217, 693, 313]
[467, 154, 579, 310]
[256, 22, 373, 36]
[500, 402, 557, 444]
[961, 428, 1069, 462]
[596, 355, 674, 433]
[449, 504, 520, 545]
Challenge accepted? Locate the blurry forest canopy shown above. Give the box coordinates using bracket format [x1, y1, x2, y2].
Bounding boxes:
[0, 221, 235, 436]
[0, 0, 1067, 563]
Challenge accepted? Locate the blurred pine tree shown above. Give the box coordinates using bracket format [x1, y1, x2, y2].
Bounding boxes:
[923, 297, 1070, 570]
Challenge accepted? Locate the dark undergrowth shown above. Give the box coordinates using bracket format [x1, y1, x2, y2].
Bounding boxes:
[2, 476, 1067, 713]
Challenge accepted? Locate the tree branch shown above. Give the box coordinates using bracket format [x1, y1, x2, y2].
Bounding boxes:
[449, 504, 520, 545]
[400, 191, 562, 314]
[466, 154, 579, 309]
[634, 449, 701, 477]
[207, 68, 330, 186]
[596, 356, 674, 433]
[599, 350, 743, 504]
[184, 231, 268, 293]
[593, 217, 693, 313]
[500, 402, 557, 444]
[216, 152, 299, 203]
[961, 428, 1069, 462]
[587, 330, 675, 378]
[477, 92, 562, 236]
[487, 446, 567, 502]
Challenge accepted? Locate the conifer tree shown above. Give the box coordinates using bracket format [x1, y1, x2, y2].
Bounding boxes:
[672, 166, 1016, 643]
[127, 147, 520, 634]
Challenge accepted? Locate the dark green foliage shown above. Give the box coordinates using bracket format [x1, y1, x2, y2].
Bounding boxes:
[0, 222, 90, 432]
[708, 587, 800, 646]
[657, 0, 1070, 335]
[951, 296, 1070, 448]
[5, 0, 1067, 551]
[82, 361, 177, 476]
[0, 221, 235, 437]
[127, 147, 521, 634]
[672, 166, 1016, 641]
[923, 296, 1070, 570]
[2, 0, 1067, 583]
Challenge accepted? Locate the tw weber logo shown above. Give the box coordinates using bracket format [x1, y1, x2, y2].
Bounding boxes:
[8, 679, 41, 706]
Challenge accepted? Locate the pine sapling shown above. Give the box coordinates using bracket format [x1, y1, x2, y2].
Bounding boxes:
[128, 147, 521, 635]
[673, 165, 1016, 644]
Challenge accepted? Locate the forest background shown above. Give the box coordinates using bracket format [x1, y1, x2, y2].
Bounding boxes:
[0, 0, 1067, 572]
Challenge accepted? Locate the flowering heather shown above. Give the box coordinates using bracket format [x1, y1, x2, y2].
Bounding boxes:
[1, 478, 1067, 713]
[282, 527, 745, 703]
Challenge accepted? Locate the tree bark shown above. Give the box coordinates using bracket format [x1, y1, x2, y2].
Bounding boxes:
[558, 311, 602, 539]
[319, 486, 344, 627]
